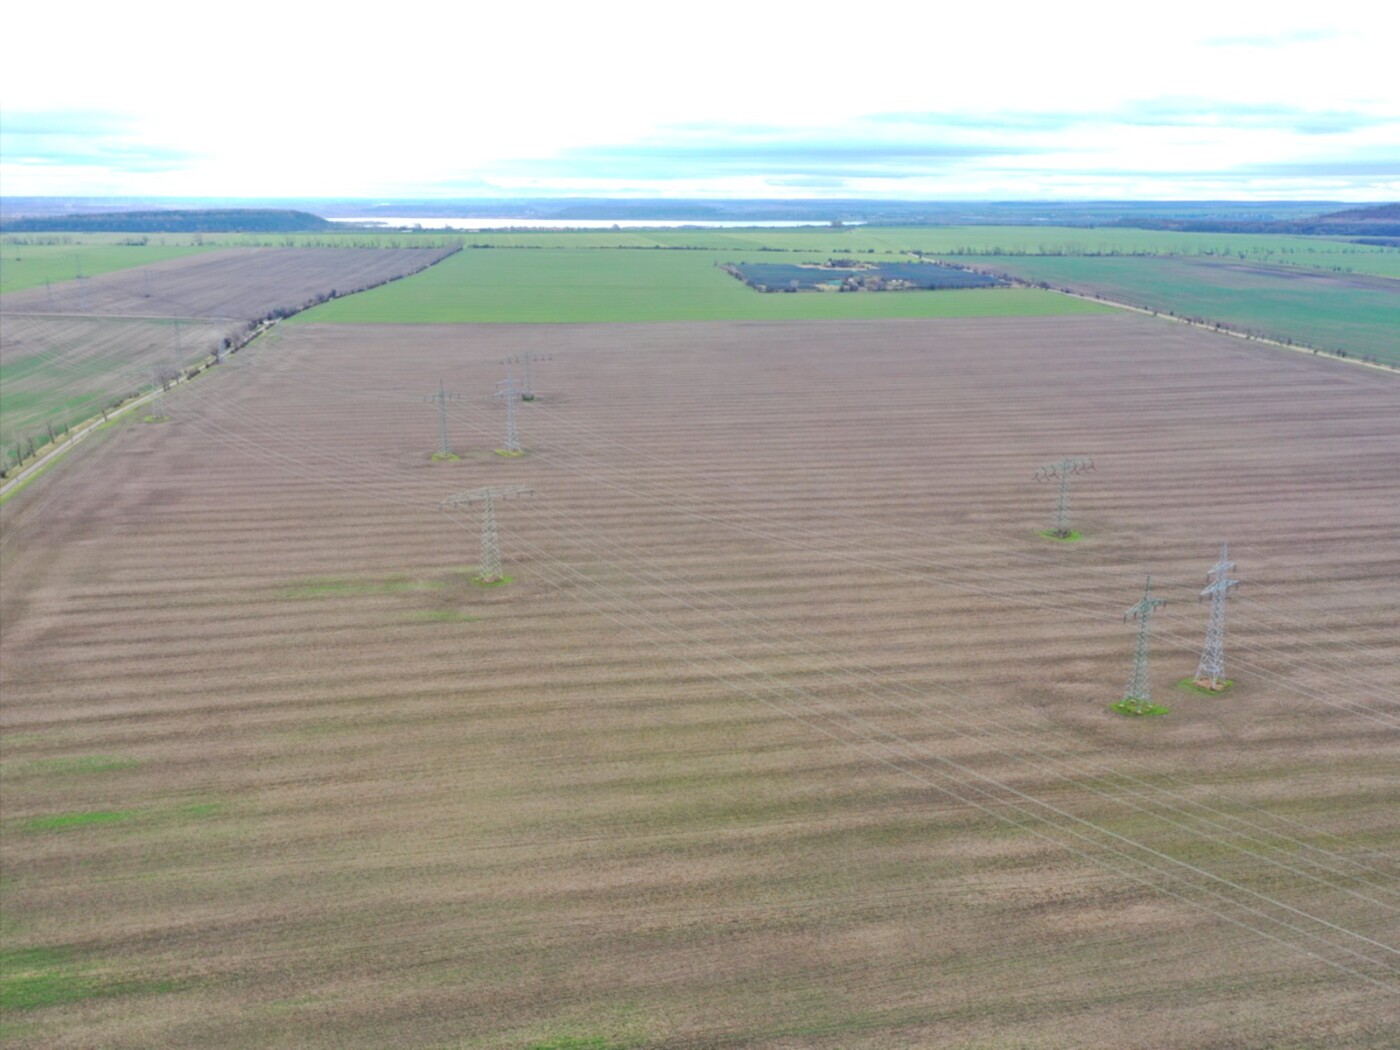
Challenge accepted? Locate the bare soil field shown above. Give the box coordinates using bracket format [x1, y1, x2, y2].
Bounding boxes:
[1, 314, 1397, 1048]
[0, 246, 457, 453]
[0, 247, 456, 321]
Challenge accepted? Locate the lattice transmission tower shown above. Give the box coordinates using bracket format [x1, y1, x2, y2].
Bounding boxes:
[494, 374, 522, 454]
[1194, 543, 1240, 690]
[1119, 576, 1167, 714]
[1035, 457, 1093, 538]
[441, 486, 532, 583]
[505, 352, 550, 400]
[148, 364, 177, 421]
[425, 380, 465, 458]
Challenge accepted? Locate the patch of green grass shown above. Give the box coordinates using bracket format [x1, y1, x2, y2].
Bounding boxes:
[4, 755, 140, 777]
[292, 248, 1107, 324]
[0, 946, 176, 1012]
[431, 451, 460, 461]
[23, 809, 134, 832]
[1111, 700, 1170, 717]
[0, 948, 99, 1011]
[528, 1039, 625, 1050]
[278, 574, 448, 599]
[1177, 677, 1235, 696]
[141, 414, 171, 423]
[473, 575, 515, 587]
[495, 448, 527, 457]
[1038, 529, 1082, 542]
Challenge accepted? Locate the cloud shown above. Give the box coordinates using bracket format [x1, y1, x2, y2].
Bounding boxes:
[764, 176, 853, 189]
[1204, 28, 1340, 46]
[1235, 159, 1400, 177]
[1, 110, 199, 173]
[0, 109, 132, 137]
[499, 125, 1038, 182]
[1120, 98, 1391, 136]
[874, 102, 1390, 138]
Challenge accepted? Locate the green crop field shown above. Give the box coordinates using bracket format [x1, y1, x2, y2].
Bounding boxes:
[956, 255, 1400, 365]
[0, 242, 220, 294]
[292, 248, 1106, 324]
[191, 226, 1400, 279]
[10, 226, 1396, 279]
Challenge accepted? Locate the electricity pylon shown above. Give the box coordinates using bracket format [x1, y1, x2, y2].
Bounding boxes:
[1121, 576, 1167, 714]
[494, 374, 522, 453]
[1035, 457, 1093, 538]
[441, 486, 532, 583]
[504, 352, 550, 400]
[425, 380, 464, 457]
[1194, 543, 1240, 690]
[149, 365, 173, 420]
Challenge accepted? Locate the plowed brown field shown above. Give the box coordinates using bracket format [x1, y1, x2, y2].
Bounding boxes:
[0, 247, 455, 320]
[0, 247, 456, 450]
[1, 313, 1397, 1048]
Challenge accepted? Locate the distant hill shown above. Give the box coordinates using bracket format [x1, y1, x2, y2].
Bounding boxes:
[1110, 202, 1400, 237]
[0, 209, 333, 233]
[1310, 203, 1400, 224]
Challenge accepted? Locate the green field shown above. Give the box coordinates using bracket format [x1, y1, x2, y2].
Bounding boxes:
[957, 255, 1400, 365]
[0, 242, 221, 294]
[11, 226, 1397, 279]
[293, 248, 1105, 324]
[208, 226, 1400, 281]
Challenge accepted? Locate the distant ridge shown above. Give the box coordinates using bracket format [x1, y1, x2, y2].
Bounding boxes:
[1, 209, 333, 234]
[1109, 202, 1400, 237]
[1314, 202, 1400, 223]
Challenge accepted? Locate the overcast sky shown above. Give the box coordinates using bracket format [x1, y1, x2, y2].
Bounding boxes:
[2, 1, 1396, 201]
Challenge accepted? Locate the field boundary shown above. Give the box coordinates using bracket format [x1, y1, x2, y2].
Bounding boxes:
[0, 319, 277, 502]
[957, 264, 1399, 375]
[1, 246, 464, 495]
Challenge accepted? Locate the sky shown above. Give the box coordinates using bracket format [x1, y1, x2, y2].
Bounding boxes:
[2, 1, 1397, 202]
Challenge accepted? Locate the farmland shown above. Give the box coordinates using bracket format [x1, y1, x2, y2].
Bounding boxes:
[0, 241, 227, 294]
[294, 248, 1099, 324]
[9, 224, 1395, 359]
[22, 225, 1396, 279]
[2, 313, 1396, 1048]
[954, 255, 1400, 366]
[0, 246, 457, 463]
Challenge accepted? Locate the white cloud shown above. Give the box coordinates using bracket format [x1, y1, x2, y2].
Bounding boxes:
[1, 2, 1396, 199]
